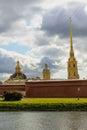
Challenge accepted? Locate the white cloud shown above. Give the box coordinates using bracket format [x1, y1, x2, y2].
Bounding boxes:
[0, 48, 41, 80]
[0, 0, 87, 81]
[0, 73, 11, 82]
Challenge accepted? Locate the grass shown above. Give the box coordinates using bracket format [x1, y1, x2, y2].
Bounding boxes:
[0, 98, 87, 111]
[21, 98, 87, 104]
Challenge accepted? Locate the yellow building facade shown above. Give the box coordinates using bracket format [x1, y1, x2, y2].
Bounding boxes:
[67, 18, 79, 79]
[43, 63, 50, 80]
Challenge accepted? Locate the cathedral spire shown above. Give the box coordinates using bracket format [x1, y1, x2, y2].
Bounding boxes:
[67, 18, 79, 79]
[70, 17, 74, 57]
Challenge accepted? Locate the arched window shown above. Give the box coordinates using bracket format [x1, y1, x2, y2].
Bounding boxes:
[74, 72, 75, 76]
[73, 64, 75, 67]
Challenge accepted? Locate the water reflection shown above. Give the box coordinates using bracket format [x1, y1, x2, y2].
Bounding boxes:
[0, 112, 87, 130]
[68, 112, 87, 130]
[68, 112, 81, 130]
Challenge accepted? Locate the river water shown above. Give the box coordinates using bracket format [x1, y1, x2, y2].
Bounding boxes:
[0, 111, 87, 130]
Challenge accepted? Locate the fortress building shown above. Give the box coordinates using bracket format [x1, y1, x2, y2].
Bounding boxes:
[10, 61, 27, 80]
[67, 18, 79, 79]
[43, 63, 50, 80]
[3, 19, 87, 98]
[4, 61, 27, 84]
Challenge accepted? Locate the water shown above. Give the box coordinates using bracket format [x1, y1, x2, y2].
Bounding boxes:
[0, 112, 87, 130]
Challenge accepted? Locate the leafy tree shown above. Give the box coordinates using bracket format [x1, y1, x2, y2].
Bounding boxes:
[3, 91, 23, 101]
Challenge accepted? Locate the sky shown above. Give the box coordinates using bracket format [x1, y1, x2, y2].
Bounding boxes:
[0, 0, 87, 81]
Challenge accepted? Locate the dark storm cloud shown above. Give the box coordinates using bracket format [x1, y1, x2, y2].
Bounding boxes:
[38, 57, 60, 73]
[21, 65, 41, 78]
[0, 49, 23, 74]
[43, 47, 63, 58]
[0, 53, 41, 78]
[35, 32, 52, 46]
[41, 2, 87, 38]
[0, 0, 42, 33]
[0, 48, 43, 78]
[31, 45, 65, 59]
[0, 54, 15, 73]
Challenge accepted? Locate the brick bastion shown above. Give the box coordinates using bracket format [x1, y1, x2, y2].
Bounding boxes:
[0, 80, 87, 97]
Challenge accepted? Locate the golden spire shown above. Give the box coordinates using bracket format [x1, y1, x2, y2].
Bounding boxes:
[70, 17, 74, 57]
[15, 61, 21, 73]
[68, 18, 79, 79]
[45, 63, 48, 70]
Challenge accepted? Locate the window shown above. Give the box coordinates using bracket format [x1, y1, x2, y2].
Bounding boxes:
[74, 72, 75, 76]
[73, 64, 75, 67]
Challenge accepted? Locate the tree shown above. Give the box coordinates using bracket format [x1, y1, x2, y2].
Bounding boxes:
[3, 91, 23, 101]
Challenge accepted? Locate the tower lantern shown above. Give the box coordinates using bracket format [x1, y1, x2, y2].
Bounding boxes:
[15, 61, 21, 73]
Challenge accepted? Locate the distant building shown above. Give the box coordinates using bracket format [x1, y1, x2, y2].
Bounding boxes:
[29, 76, 41, 80]
[67, 18, 79, 79]
[43, 63, 50, 80]
[4, 61, 27, 84]
[10, 61, 27, 80]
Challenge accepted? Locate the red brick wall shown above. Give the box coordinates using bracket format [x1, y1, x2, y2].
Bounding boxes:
[25, 80, 87, 97]
[0, 84, 25, 95]
[1, 80, 87, 98]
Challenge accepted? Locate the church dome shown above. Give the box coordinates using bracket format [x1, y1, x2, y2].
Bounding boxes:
[10, 61, 27, 80]
[10, 72, 27, 80]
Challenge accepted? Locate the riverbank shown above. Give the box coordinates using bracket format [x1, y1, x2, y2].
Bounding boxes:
[0, 98, 87, 111]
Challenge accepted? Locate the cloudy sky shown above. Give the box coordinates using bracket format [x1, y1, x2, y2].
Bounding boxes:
[0, 0, 87, 81]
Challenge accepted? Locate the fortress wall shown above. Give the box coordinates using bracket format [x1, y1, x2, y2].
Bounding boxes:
[0, 84, 25, 96]
[0, 80, 87, 97]
[25, 80, 87, 97]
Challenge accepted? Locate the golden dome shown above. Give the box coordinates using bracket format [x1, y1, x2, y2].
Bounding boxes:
[10, 61, 27, 80]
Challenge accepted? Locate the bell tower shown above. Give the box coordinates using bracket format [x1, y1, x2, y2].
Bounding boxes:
[43, 63, 50, 80]
[67, 18, 79, 79]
